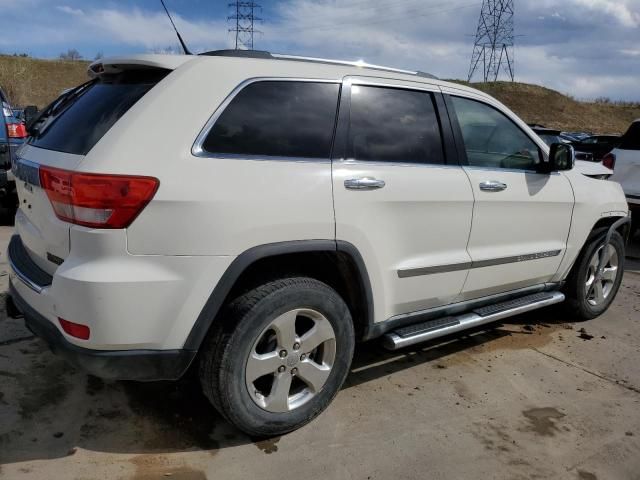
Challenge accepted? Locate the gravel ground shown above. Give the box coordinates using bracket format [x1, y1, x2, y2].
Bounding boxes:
[0, 226, 639, 480]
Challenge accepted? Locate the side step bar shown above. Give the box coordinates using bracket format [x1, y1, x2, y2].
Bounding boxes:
[382, 291, 565, 350]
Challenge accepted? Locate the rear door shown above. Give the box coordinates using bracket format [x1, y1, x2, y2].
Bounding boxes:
[332, 77, 474, 323]
[443, 91, 574, 300]
[14, 70, 168, 275]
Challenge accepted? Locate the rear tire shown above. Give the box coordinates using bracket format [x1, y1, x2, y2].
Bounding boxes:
[199, 277, 355, 437]
[563, 231, 625, 320]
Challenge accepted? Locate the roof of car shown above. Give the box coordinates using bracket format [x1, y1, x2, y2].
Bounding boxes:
[88, 51, 490, 101]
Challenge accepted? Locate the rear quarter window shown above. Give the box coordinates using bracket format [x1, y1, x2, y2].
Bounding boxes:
[28, 69, 169, 156]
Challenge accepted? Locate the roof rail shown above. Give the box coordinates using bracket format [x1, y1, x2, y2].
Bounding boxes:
[198, 49, 438, 80]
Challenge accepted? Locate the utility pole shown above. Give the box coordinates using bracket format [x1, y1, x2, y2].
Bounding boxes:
[468, 0, 515, 82]
[228, 1, 262, 50]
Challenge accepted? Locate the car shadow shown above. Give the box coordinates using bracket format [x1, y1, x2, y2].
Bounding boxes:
[0, 305, 578, 465]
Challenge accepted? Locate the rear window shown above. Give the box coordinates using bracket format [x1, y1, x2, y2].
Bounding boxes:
[202, 81, 340, 159]
[28, 70, 169, 155]
[619, 122, 640, 150]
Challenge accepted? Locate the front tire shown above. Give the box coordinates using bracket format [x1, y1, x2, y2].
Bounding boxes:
[199, 277, 355, 437]
[563, 230, 625, 320]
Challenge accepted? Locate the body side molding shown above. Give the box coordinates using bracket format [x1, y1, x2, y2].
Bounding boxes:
[398, 249, 562, 278]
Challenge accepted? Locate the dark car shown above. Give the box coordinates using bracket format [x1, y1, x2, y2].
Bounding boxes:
[572, 135, 620, 162]
[530, 126, 594, 162]
[561, 131, 591, 143]
[0, 87, 27, 215]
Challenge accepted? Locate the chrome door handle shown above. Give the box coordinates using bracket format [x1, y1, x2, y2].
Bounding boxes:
[479, 181, 507, 192]
[344, 177, 386, 190]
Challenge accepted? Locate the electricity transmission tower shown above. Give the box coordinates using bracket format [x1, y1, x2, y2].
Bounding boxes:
[228, 1, 262, 50]
[467, 0, 515, 82]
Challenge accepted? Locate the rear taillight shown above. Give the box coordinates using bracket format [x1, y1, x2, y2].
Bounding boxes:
[602, 153, 616, 170]
[6, 122, 27, 138]
[39, 166, 159, 229]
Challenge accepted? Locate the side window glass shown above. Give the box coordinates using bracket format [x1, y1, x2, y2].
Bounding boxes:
[347, 85, 445, 164]
[202, 81, 340, 158]
[451, 96, 541, 170]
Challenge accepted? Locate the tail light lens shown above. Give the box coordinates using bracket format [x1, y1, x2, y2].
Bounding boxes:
[39, 166, 159, 229]
[6, 122, 27, 138]
[59, 318, 91, 340]
[602, 153, 616, 170]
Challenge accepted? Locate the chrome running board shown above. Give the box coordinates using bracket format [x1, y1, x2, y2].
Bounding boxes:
[382, 291, 565, 350]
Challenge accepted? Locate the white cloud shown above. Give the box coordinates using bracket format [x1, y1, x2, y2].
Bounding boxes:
[56, 5, 84, 16]
[572, 0, 640, 27]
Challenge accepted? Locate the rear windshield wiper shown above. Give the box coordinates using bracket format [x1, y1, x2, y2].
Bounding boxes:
[28, 80, 95, 138]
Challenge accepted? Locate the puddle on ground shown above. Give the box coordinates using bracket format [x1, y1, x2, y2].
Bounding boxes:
[254, 436, 280, 454]
[522, 407, 566, 436]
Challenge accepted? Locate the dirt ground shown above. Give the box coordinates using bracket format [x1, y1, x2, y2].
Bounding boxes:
[1, 226, 639, 480]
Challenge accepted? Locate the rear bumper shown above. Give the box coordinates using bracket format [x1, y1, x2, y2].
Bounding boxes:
[8, 281, 196, 381]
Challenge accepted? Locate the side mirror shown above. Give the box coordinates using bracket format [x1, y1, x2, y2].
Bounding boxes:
[549, 143, 575, 171]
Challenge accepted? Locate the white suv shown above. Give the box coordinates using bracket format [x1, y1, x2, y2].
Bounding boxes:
[608, 119, 639, 233]
[6, 51, 630, 436]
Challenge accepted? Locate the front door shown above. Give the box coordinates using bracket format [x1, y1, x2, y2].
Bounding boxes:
[444, 92, 574, 300]
[332, 78, 475, 323]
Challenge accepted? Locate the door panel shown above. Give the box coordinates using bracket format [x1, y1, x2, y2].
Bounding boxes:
[332, 79, 474, 323]
[459, 168, 573, 300]
[444, 93, 575, 300]
[334, 162, 474, 320]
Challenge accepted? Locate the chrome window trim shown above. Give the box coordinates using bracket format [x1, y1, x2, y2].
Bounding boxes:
[398, 249, 562, 278]
[343, 76, 440, 93]
[463, 165, 561, 176]
[334, 159, 463, 169]
[191, 77, 341, 161]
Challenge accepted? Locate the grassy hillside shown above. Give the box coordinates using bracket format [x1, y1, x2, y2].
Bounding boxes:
[452, 81, 640, 134]
[0, 55, 88, 108]
[0, 56, 638, 134]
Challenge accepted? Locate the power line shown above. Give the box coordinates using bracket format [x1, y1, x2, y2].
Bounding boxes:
[467, 0, 515, 82]
[229, 1, 262, 50]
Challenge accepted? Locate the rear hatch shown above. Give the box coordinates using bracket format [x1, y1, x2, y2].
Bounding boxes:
[14, 67, 170, 276]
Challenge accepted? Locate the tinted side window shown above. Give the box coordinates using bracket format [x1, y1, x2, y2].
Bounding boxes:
[451, 96, 541, 170]
[203, 81, 339, 158]
[347, 85, 444, 164]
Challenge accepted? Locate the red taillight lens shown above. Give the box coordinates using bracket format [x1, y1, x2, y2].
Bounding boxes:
[59, 318, 91, 340]
[6, 122, 27, 138]
[602, 153, 616, 170]
[39, 166, 159, 229]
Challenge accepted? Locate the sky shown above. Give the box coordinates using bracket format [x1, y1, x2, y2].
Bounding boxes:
[0, 0, 639, 101]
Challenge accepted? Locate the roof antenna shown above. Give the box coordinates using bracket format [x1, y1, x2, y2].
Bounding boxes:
[159, 0, 192, 55]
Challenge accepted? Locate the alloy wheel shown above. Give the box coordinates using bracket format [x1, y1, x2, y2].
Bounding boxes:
[245, 308, 336, 413]
[585, 244, 619, 306]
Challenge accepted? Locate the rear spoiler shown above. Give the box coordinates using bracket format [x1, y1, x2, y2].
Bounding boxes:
[88, 54, 194, 78]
